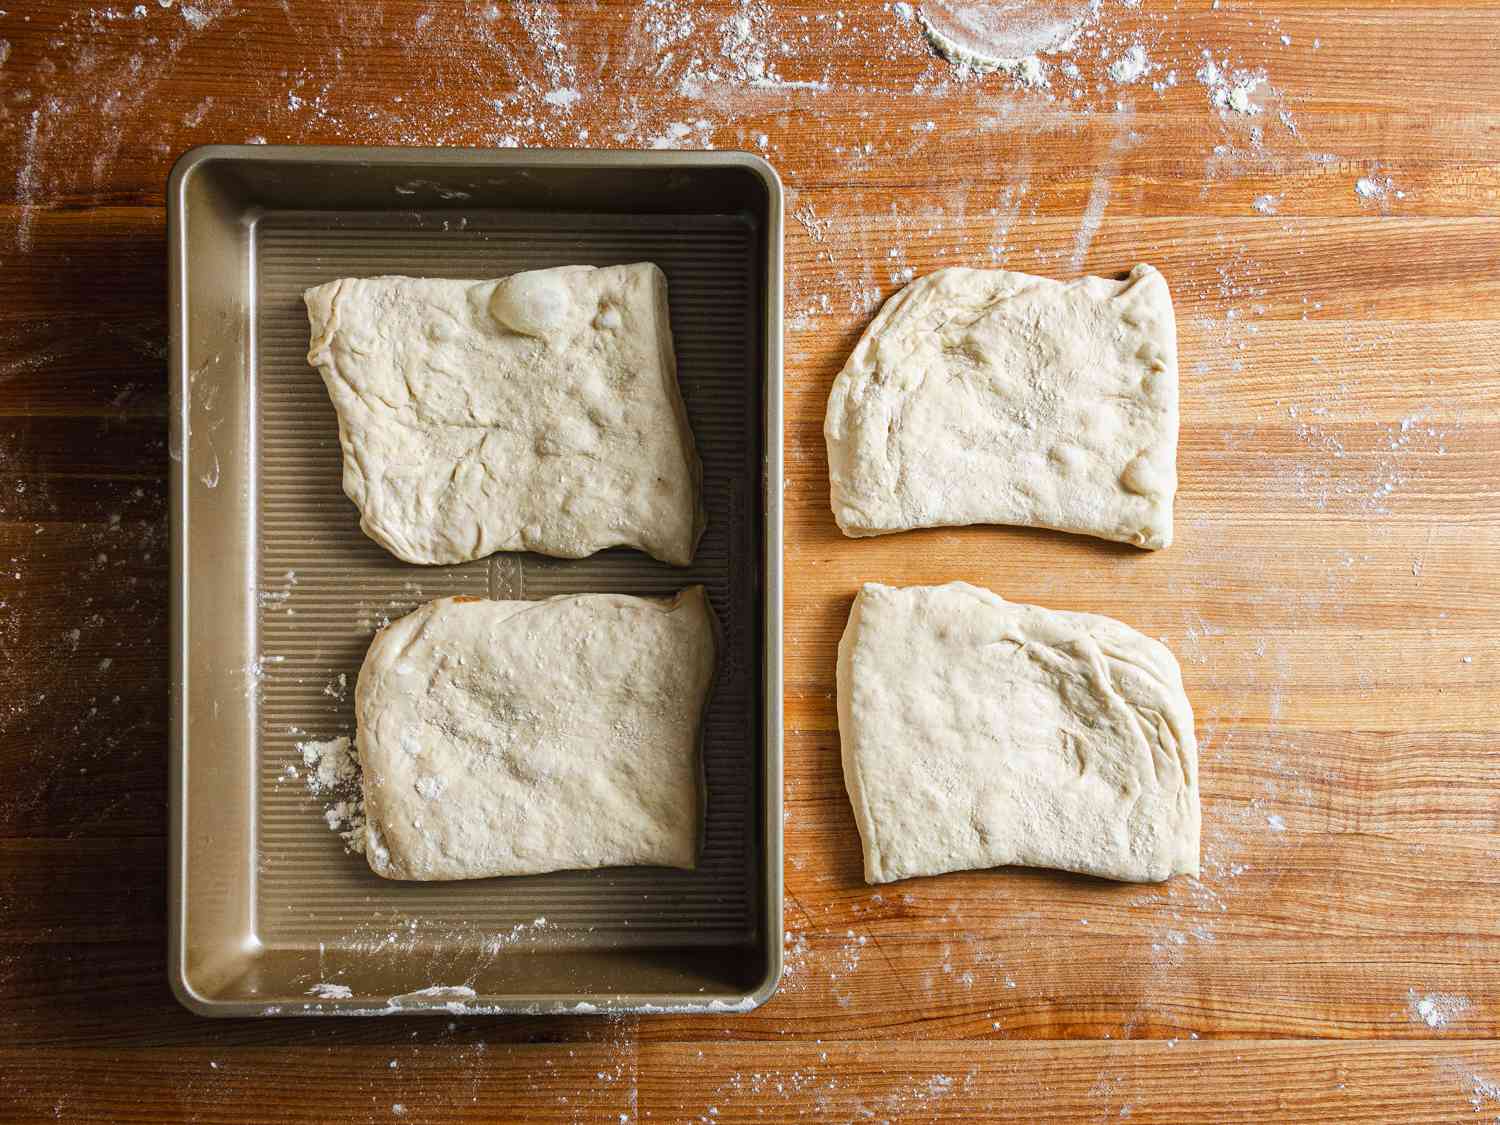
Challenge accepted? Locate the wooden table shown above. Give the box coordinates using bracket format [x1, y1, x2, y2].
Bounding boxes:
[3, 1, 1498, 1120]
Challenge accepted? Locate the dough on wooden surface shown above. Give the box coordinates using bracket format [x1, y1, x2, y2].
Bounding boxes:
[824, 264, 1178, 549]
[356, 588, 717, 881]
[305, 263, 704, 566]
[837, 581, 1199, 884]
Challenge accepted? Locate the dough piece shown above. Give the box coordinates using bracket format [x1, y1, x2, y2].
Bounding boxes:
[824, 264, 1179, 549]
[355, 588, 717, 880]
[305, 263, 704, 566]
[837, 582, 1199, 884]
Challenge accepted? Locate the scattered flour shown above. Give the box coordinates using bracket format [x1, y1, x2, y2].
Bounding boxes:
[16, 109, 42, 253]
[298, 735, 367, 854]
[179, 5, 214, 32]
[307, 981, 353, 1000]
[542, 87, 582, 110]
[300, 735, 356, 793]
[1436, 1059, 1500, 1117]
[1409, 989, 1471, 1029]
[719, 6, 828, 90]
[644, 119, 715, 149]
[790, 200, 830, 243]
[1108, 45, 1151, 84]
[642, 0, 697, 52]
[1468, 1072, 1500, 1115]
[512, 0, 576, 88]
[702, 1065, 970, 1120]
[484, 916, 551, 954]
[8, 0, 1464, 1076]
[1197, 52, 1265, 114]
[1355, 174, 1405, 211]
[323, 799, 360, 832]
[649, 121, 693, 148]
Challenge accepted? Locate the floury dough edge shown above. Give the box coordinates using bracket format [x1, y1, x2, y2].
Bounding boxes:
[355, 589, 718, 881]
[824, 264, 1179, 550]
[305, 263, 704, 567]
[836, 582, 1200, 884]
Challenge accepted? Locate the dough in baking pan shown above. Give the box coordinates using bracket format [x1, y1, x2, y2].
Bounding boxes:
[356, 588, 717, 881]
[837, 581, 1199, 884]
[824, 264, 1178, 549]
[305, 263, 704, 566]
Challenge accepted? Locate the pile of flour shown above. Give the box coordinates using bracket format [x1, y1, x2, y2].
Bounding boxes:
[295, 735, 367, 854]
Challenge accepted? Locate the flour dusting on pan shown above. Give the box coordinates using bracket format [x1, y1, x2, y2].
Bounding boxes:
[297, 735, 367, 854]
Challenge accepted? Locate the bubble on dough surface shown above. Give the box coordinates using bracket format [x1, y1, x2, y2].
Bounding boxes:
[491, 270, 573, 338]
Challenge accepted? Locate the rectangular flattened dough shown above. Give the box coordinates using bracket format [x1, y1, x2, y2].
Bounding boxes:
[837, 582, 1199, 884]
[305, 263, 704, 566]
[825, 264, 1179, 549]
[356, 588, 718, 881]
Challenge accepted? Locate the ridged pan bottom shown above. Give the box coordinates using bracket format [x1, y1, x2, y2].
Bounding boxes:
[253, 211, 761, 962]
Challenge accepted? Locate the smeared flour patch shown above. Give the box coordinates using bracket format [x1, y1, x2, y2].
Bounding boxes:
[698, 1064, 972, 1122]
[1071, 174, 1112, 271]
[15, 108, 42, 252]
[198, 450, 220, 489]
[1068, 122, 1137, 271]
[484, 916, 550, 954]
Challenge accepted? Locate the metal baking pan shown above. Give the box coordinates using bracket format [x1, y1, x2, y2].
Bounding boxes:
[167, 145, 783, 1016]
